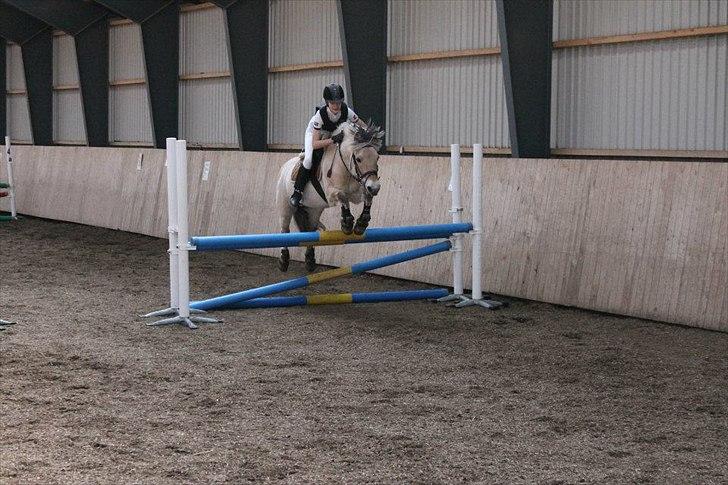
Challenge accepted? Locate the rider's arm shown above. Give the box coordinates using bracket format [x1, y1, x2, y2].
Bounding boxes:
[308, 111, 334, 150]
[311, 129, 334, 149]
[347, 108, 367, 128]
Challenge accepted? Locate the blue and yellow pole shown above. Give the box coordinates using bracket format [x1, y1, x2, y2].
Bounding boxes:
[190, 240, 452, 311]
[191, 223, 472, 251]
[220, 289, 449, 309]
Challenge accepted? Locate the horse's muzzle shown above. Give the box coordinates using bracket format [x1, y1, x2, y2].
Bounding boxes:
[366, 180, 381, 196]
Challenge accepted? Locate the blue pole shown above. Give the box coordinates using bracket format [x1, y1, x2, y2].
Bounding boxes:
[221, 289, 449, 309]
[191, 223, 472, 251]
[190, 240, 452, 311]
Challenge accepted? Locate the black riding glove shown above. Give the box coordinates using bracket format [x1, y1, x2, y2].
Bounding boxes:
[331, 132, 344, 144]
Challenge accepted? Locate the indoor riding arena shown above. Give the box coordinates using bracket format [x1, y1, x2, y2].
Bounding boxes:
[1, 1, 727, 483]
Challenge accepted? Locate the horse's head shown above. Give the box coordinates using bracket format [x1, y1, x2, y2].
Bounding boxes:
[337, 120, 385, 197]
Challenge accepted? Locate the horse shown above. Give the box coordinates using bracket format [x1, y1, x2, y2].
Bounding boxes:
[275, 120, 385, 272]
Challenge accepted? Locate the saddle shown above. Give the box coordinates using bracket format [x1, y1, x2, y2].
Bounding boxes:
[290, 153, 323, 182]
[291, 154, 327, 203]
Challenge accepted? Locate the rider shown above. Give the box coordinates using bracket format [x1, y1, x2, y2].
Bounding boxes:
[289, 83, 365, 207]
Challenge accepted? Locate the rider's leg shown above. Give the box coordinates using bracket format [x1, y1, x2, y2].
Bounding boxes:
[290, 148, 324, 207]
[291, 131, 314, 207]
[290, 166, 310, 207]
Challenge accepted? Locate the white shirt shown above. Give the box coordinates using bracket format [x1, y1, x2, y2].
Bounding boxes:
[307, 106, 359, 134]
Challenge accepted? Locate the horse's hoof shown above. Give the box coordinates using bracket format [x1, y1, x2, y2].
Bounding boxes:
[353, 214, 370, 235]
[353, 221, 368, 235]
[278, 249, 290, 272]
[305, 260, 317, 273]
[341, 217, 354, 235]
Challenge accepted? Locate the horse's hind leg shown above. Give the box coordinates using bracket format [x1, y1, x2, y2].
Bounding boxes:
[278, 207, 293, 272]
[279, 247, 290, 272]
[304, 207, 324, 272]
[305, 247, 316, 273]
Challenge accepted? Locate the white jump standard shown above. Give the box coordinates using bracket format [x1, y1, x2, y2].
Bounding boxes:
[454, 144, 500, 308]
[1, 136, 18, 221]
[438, 144, 501, 309]
[141, 139, 220, 328]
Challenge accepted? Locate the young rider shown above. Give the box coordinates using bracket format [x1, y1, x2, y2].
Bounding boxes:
[290, 83, 365, 207]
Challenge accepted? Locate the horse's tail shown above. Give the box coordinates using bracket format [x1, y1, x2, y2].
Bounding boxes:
[292, 206, 314, 232]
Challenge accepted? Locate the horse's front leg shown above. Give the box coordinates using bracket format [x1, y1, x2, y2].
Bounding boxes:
[340, 204, 355, 235]
[353, 195, 373, 235]
[278, 227, 291, 272]
[334, 191, 354, 235]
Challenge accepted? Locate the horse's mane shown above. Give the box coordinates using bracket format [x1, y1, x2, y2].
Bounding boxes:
[335, 120, 385, 151]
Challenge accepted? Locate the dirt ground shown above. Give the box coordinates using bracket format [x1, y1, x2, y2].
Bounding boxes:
[1, 217, 727, 484]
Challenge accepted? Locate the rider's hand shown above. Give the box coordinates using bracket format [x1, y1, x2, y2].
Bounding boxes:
[331, 132, 344, 145]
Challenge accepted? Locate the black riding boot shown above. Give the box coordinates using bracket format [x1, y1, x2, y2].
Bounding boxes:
[290, 166, 310, 207]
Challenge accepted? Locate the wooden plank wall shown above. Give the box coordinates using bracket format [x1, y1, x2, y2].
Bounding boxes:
[1, 145, 726, 332]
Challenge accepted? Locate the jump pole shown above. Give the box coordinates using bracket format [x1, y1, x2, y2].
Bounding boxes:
[191, 223, 472, 251]
[454, 144, 502, 309]
[189, 240, 452, 311]
[1, 136, 17, 220]
[221, 289, 449, 309]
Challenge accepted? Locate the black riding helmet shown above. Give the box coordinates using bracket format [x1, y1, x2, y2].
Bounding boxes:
[323, 83, 345, 103]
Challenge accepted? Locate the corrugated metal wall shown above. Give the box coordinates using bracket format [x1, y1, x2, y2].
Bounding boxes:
[53, 34, 86, 144]
[387, 0, 509, 148]
[109, 22, 153, 145]
[179, 6, 238, 148]
[5, 43, 32, 143]
[552, 0, 728, 151]
[6, 1, 724, 153]
[554, 0, 727, 39]
[268, 0, 345, 146]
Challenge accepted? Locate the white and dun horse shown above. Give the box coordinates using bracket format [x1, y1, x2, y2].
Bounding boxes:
[275, 121, 385, 272]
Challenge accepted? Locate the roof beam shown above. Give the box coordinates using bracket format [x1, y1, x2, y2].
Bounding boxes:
[96, 1, 179, 147]
[94, 0, 174, 24]
[338, 0, 388, 143]
[496, 0, 553, 158]
[0, 2, 53, 145]
[0, 39, 5, 141]
[2, 0, 108, 35]
[75, 18, 109, 147]
[3, 1, 111, 146]
[22, 29, 53, 145]
[211, 0, 268, 150]
[0, 1, 50, 44]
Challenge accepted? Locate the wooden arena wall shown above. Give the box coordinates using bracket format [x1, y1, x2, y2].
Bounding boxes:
[1, 145, 726, 332]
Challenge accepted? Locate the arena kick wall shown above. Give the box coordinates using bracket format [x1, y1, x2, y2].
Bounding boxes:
[1, 144, 725, 332]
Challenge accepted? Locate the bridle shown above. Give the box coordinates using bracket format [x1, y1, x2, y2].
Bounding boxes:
[327, 142, 378, 189]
